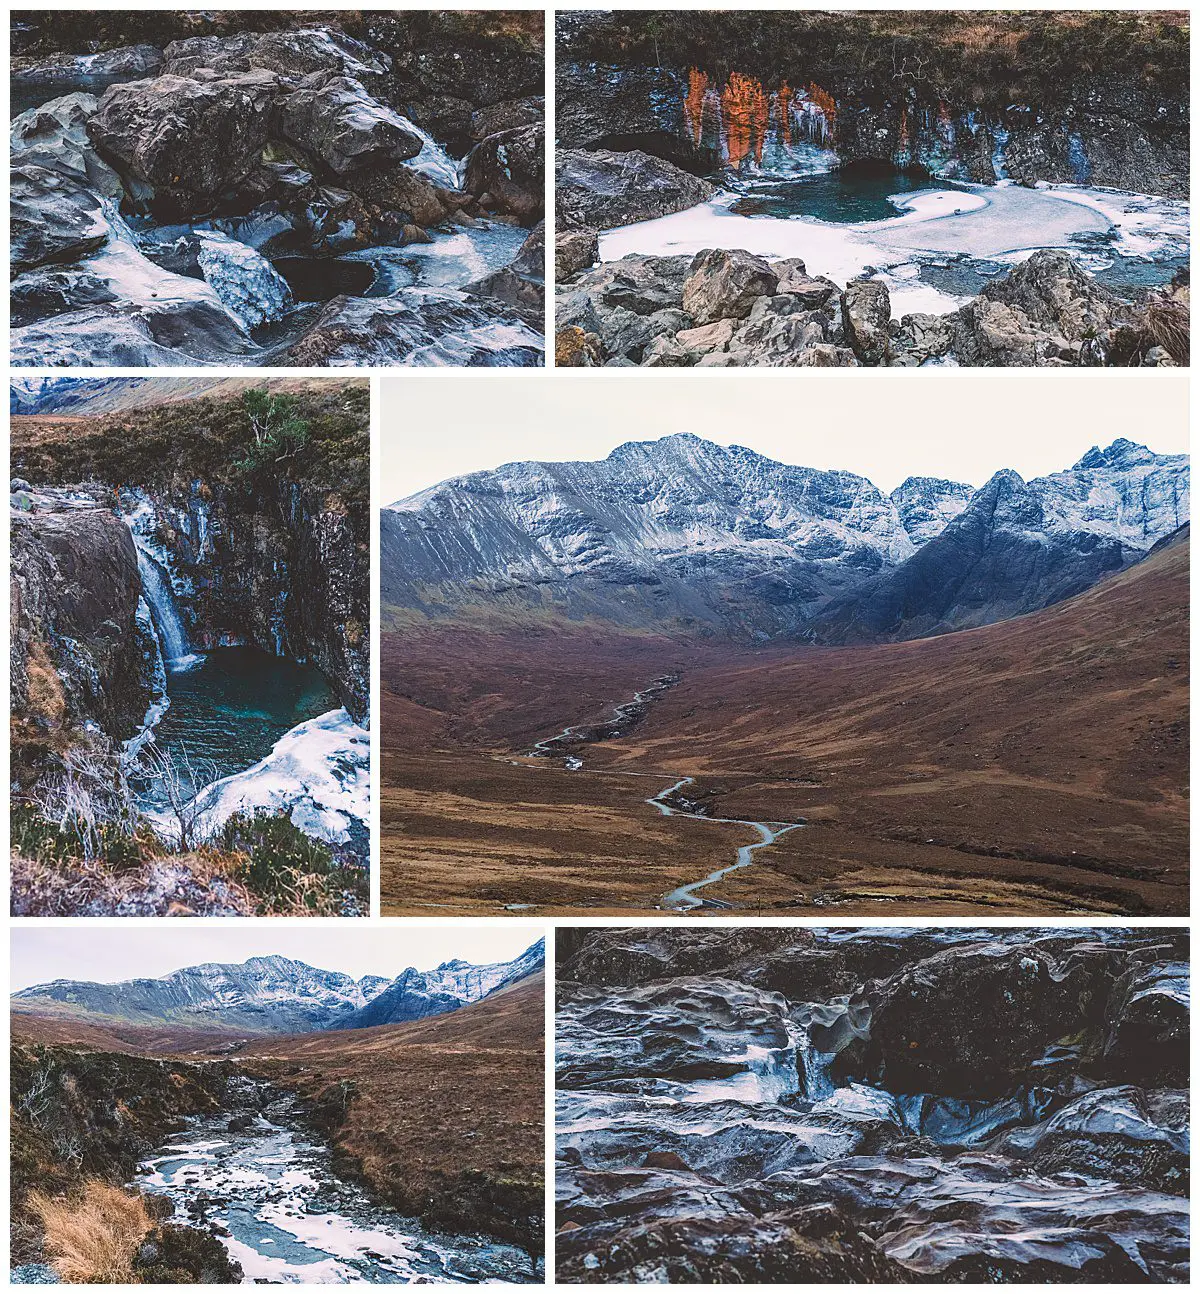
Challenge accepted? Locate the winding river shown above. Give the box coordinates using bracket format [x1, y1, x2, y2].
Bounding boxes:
[524, 679, 805, 911]
[649, 776, 804, 911]
[136, 1084, 538, 1284]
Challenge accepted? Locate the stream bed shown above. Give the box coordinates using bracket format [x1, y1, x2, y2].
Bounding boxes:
[136, 1085, 539, 1284]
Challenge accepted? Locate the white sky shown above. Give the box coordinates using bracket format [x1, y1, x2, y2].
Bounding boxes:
[10, 926, 543, 991]
[380, 371, 1188, 501]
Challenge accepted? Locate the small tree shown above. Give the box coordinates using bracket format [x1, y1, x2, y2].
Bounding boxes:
[236, 389, 311, 474]
[137, 741, 219, 852]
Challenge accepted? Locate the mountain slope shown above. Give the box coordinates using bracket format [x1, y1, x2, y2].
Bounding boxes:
[332, 937, 545, 1029]
[12, 942, 545, 1035]
[382, 434, 1187, 640]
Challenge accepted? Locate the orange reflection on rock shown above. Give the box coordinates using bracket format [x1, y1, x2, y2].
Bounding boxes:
[684, 67, 709, 146]
[722, 72, 769, 167]
[682, 70, 838, 166]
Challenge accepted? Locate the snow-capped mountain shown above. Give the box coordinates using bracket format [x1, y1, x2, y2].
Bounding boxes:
[11, 941, 545, 1035]
[334, 937, 546, 1029]
[381, 434, 1188, 640]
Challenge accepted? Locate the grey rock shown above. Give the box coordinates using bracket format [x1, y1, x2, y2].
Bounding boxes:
[682, 248, 778, 325]
[11, 163, 108, 274]
[843, 278, 892, 365]
[10, 93, 124, 197]
[556, 148, 715, 231]
[464, 123, 544, 224]
[555, 228, 599, 280]
[278, 72, 423, 176]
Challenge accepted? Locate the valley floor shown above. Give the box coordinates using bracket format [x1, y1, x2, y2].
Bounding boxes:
[380, 539, 1188, 916]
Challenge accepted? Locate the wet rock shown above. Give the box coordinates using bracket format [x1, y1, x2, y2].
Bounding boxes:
[470, 96, 544, 141]
[285, 288, 543, 367]
[555, 228, 599, 280]
[464, 123, 545, 225]
[557, 929, 1190, 1283]
[683, 249, 779, 325]
[843, 278, 892, 365]
[557, 148, 716, 231]
[11, 163, 108, 274]
[10, 93, 124, 198]
[278, 72, 424, 176]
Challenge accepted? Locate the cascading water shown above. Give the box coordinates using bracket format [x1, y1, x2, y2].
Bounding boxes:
[132, 543, 196, 672]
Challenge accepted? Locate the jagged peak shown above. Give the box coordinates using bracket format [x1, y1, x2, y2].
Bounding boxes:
[1072, 438, 1158, 471]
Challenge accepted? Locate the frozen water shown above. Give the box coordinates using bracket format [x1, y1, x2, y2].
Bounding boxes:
[183, 707, 370, 845]
[195, 230, 293, 329]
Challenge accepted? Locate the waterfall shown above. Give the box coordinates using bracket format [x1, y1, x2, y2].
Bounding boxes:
[990, 124, 1011, 182]
[123, 595, 171, 762]
[133, 543, 196, 672]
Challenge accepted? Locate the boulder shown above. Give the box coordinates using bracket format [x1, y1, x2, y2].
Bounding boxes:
[278, 72, 423, 176]
[556, 148, 715, 231]
[464, 123, 544, 224]
[555, 228, 599, 280]
[11, 163, 108, 274]
[10, 93, 124, 197]
[980, 248, 1126, 343]
[843, 278, 892, 365]
[87, 70, 283, 214]
[682, 248, 778, 325]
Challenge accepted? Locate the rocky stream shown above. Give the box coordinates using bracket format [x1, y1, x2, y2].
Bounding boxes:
[11, 17, 545, 366]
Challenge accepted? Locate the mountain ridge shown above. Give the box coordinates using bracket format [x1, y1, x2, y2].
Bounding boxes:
[12, 940, 545, 1036]
[381, 433, 1188, 641]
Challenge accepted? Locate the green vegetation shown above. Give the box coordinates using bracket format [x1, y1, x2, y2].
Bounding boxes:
[220, 811, 370, 915]
[233, 389, 312, 477]
[11, 381, 370, 525]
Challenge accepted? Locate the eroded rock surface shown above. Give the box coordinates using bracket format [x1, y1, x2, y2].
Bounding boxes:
[556, 928, 1190, 1283]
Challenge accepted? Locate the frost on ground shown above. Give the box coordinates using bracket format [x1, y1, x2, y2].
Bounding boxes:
[184, 707, 370, 844]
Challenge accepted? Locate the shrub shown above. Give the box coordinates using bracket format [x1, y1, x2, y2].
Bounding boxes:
[217, 811, 367, 915]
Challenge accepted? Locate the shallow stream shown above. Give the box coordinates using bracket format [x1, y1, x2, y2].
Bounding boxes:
[137, 1087, 539, 1284]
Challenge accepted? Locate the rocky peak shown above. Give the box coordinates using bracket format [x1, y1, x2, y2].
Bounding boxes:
[889, 475, 974, 546]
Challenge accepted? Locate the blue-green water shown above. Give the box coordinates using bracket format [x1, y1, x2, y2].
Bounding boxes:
[728, 170, 960, 224]
[132, 647, 337, 812]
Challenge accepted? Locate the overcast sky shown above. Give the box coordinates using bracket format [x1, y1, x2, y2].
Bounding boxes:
[380, 372, 1188, 501]
[11, 926, 543, 991]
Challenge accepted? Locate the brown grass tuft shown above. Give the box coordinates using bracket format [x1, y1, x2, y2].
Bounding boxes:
[27, 1181, 152, 1283]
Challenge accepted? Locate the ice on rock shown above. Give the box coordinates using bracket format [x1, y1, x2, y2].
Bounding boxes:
[183, 707, 370, 845]
[195, 230, 293, 329]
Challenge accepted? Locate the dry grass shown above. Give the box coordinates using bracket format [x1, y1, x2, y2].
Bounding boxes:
[27, 1181, 152, 1284]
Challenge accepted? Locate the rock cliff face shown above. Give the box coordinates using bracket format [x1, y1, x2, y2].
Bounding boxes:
[381, 433, 1188, 642]
[556, 927, 1189, 1283]
[556, 12, 1189, 197]
[126, 479, 368, 722]
[9, 486, 156, 780]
